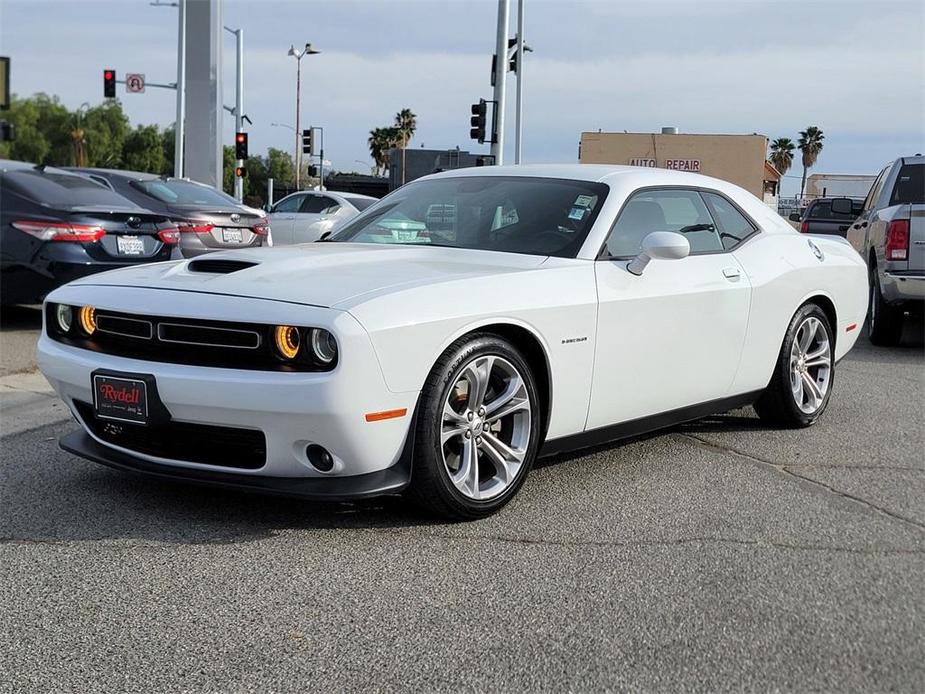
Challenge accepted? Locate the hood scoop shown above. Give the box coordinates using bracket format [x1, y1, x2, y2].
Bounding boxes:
[188, 258, 259, 274]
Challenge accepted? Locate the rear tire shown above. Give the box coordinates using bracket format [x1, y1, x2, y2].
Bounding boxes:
[407, 333, 541, 521]
[867, 269, 903, 346]
[755, 303, 834, 428]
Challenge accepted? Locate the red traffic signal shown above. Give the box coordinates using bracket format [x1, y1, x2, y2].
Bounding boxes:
[234, 166, 247, 178]
[235, 132, 248, 159]
[103, 69, 116, 98]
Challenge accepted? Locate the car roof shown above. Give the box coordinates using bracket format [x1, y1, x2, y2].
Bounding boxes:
[1, 159, 79, 176]
[420, 163, 750, 192]
[69, 168, 216, 187]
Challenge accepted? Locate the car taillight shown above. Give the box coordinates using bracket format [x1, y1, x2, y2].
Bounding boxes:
[800, 221, 809, 234]
[885, 219, 910, 260]
[178, 221, 215, 234]
[12, 220, 106, 242]
[156, 224, 181, 245]
[252, 218, 270, 236]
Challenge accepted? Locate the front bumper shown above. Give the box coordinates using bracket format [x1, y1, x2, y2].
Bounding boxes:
[60, 429, 411, 500]
[38, 287, 419, 493]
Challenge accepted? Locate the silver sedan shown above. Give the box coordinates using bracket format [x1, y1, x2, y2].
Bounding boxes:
[267, 191, 377, 245]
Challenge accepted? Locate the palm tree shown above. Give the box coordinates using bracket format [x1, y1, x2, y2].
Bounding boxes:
[797, 126, 825, 198]
[769, 137, 795, 177]
[394, 108, 417, 184]
[367, 127, 402, 176]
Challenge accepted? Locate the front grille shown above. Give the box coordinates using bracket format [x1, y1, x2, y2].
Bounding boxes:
[97, 314, 154, 340]
[157, 322, 261, 349]
[46, 305, 334, 372]
[75, 401, 266, 469]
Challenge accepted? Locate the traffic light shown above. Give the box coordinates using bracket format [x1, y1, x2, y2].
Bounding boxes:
[302, 129, 314, 155]
[103, 69, 116, 98]
[470, 100, 487, 144]
[235, 132, 248, 160]
[234, 166, 247, 178]
[307, 164, 318, 177]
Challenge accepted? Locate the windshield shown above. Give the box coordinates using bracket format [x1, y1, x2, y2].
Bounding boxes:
[349, 197, 377, 211]
[132, 179, 238, 206]
[330, 176, 609, 258]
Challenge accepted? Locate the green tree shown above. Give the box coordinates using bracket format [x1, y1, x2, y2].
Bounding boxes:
[266, 147, 295, 185]
[0, 95, 50, 163]
[245, 154, 269, 205]
[797, 126, 825, 198]
[769, 137, 795, 177]
[82, 100, 130, 167]
[122, 124, 165, 173]
[162, 126, 176, 175]
[222, 145, 236, 195]
[367, 126, 401, 176]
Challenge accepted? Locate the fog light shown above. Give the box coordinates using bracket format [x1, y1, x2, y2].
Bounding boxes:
[78, 305, 96, 335]
[274, 325, 300, 359]
[55, 304, 73, 333]
[310, 329, 337, 364]
[306, 444, 334, 472]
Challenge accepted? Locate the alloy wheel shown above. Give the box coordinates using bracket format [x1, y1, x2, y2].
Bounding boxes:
[789, 316, 832, 414]
[440, 355, 532, 500]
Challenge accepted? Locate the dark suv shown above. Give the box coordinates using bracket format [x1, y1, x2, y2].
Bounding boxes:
[1, 161, 178, 306]
[789, 198, 863, 237]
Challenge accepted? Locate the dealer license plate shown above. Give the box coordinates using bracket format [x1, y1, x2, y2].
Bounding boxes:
[222, 228, 244, 243]
[93, 375, 149, 424]
[117, 235, 145, 255]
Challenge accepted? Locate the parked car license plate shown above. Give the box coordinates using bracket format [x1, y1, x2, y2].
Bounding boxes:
[222, 228, 244, 243]
[92, 375, 149, 424]
[117, 235, 145, 255]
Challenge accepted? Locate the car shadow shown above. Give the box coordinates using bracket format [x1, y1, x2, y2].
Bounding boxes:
[0, 303, 42, 331]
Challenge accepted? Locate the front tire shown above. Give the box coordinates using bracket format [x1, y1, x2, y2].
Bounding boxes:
[755, 303, 834, 428]
[868, 268, 903, 346]
[407, 333, 541, 520]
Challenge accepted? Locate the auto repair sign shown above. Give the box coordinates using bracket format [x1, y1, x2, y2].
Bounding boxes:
[629, 158, 701, 172]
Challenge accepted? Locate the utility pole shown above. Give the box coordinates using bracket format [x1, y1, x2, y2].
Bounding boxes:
[288, 43, 320, 191]
[490, 0, 510, 165]
[514, 0, 525, 164]
[225, 25, 244, 201]
[152, 0, 186, 177]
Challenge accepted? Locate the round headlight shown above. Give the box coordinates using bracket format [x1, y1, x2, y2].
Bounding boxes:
[78, 305, 96, 335]
[310, 329, 337, 364]
[274, 325, 301, 360]
[55, 304, 73, 333]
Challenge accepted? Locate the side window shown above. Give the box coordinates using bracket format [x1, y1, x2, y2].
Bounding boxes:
[604, 189, 723, 258]
[300, 195, 339, 214]
[703, 192, 757, 250]
[273, 195, 303, 213]
[863, 168, 887, 211]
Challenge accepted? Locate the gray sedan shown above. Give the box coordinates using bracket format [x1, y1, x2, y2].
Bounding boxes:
[267, 191, 377, 245]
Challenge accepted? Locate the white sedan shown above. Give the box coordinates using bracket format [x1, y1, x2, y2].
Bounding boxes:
[38, 165, 868, 519]
[266, 190, 378, 245]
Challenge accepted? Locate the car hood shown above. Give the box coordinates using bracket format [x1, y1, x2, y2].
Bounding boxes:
[67, 242, 549, 309]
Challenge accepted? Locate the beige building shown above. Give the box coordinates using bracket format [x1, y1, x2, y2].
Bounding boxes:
[579, 130, 779, 205]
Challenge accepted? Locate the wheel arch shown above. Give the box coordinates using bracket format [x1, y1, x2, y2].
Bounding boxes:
[448, 321, 553, 442]
[801, 293, 838, 349]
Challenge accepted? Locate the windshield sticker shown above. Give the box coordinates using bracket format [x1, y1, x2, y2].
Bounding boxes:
[567, 207, 586, 221]
[574, 194, 595, 208]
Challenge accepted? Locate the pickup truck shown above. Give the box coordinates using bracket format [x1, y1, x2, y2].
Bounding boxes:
[847, 155, 924, 345]
[789, 197, 863, 237]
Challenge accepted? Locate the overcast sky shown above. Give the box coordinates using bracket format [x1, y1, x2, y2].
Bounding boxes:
[1, 0, 923, 195]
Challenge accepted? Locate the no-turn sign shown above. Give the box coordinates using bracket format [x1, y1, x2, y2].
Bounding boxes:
[126, 73, 145, 93]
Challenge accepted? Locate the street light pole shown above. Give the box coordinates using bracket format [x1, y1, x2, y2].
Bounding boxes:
[490, 0, 510, 165]
[225, 25, 244, 201]
[151, 0, 186, 177]
[287, 43, 320, 191]
[514, 0, 525, 164]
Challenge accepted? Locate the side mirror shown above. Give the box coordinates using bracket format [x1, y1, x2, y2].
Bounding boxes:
[830, 198, 853, 216]
[788, 212, 801, 221]
[627, 231, 690, 275]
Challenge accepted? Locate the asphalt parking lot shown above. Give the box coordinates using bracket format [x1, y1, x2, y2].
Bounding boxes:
[1, 310, 922, 692]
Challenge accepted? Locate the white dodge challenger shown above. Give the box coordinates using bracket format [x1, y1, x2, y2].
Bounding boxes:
[37, 165, 868, 519]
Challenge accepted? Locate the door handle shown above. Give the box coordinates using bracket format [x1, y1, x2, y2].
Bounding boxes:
[722, 267, 741, 280]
